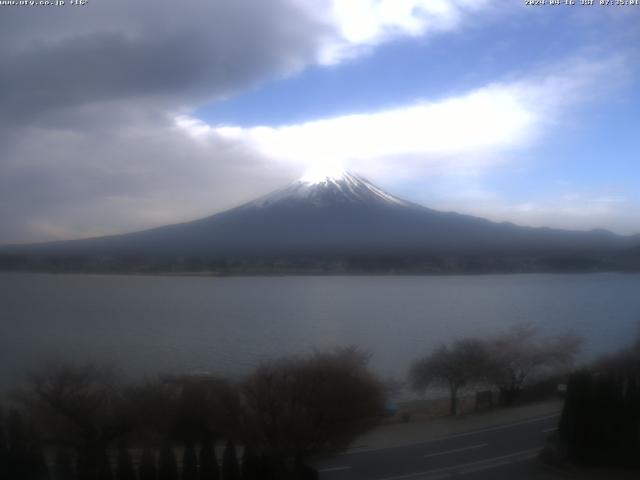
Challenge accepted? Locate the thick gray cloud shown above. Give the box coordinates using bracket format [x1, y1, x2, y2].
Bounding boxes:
[0, 0, 328, 124]
[3, 1, 633, 243]
[0, 0, 333, 243]
[0, 112, 293, 243]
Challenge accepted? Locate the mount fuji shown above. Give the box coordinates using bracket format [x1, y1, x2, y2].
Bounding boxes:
[1, 170, 638, 273]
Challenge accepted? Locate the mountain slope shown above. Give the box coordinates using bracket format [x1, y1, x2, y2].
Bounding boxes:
[1, 171, 639, 272]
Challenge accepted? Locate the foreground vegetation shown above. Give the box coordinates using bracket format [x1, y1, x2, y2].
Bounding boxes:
[0, 348, 385, 480]
[409, 324, 582, 415]
[553, 333, 640, 468]
[409, 325, 640, 469]
[2, 324, 638, 478]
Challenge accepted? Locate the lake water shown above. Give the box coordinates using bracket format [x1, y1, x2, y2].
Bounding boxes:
[1, 272, 639, 392]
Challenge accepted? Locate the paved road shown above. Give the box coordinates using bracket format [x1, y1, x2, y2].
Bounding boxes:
[314, 413, 560, 480]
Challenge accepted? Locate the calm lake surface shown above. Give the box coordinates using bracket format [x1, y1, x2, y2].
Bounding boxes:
[1, 272, 639, 391]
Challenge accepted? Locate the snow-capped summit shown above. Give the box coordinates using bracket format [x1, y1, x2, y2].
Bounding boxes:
[299, 163, 349, 185]
[248, 168, 410, 209]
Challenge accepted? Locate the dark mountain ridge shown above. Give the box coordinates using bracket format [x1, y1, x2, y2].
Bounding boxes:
[1, 172, 639, 274]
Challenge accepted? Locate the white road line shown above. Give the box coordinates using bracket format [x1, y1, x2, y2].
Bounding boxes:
[342, 413, 560, 455]
[542, 427, 557, 433]
[374, 448, 541, 480]
[429, 413, 560, 442]
[318, 466, 352, 473]
[423, 443, 488, 459]
[456, 448, 541, 476]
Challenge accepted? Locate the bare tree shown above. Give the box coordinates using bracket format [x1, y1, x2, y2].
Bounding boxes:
[116, 441, 136, 480]
[182, 440, 198, 480]
[198, 432, 220, 480]
[15, 362, 130, 479]
[0, 405, 7, 476]
[2, 408, 49, 480]
[121, 379, 181, 442]
[409, 338, 488, 416]
[222, 440, 240, 480]
[484, 324, 583, 405]
[158, 442, 178, 480]
[17, 363, 128, 445]
[139, 447, 156, 480]
[241, 347, 385, 475]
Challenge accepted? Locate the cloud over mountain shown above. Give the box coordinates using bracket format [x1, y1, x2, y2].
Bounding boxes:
[0, 0, 506, 244]
[0, 1, 637, 244]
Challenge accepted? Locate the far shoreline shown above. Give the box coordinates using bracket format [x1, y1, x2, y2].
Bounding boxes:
[1, 269, 638, 279]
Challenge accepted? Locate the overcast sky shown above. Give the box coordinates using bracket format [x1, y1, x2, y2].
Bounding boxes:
[1, 0, 639, 244]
